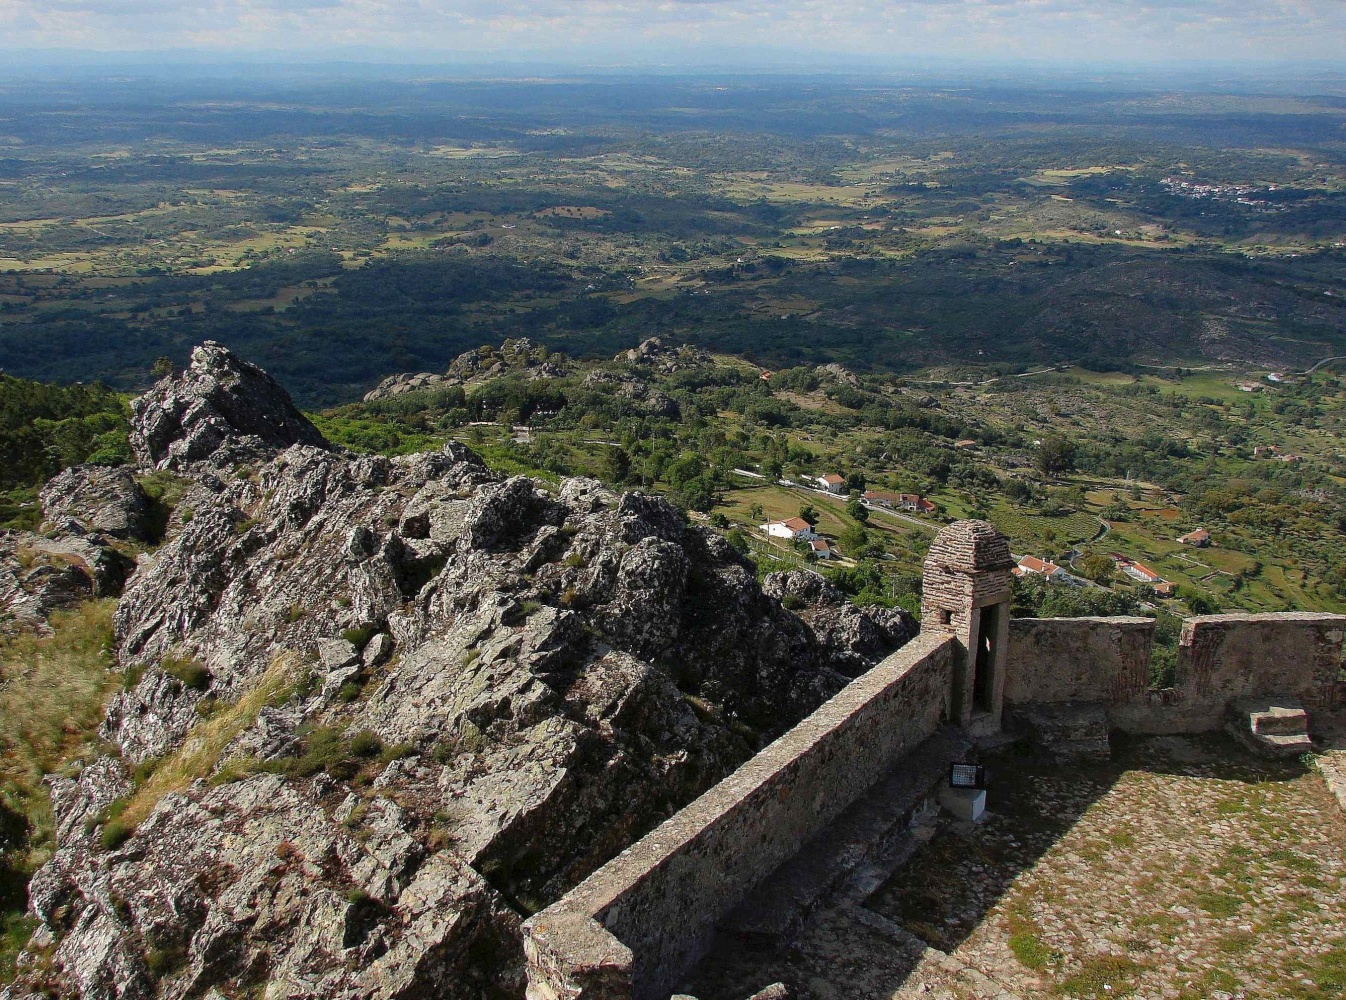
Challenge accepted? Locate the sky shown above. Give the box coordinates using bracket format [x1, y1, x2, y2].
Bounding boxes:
[2, 0, 1345, 72]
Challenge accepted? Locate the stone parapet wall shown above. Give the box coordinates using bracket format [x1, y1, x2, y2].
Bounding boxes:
[1005, 616, 1155, 705]
[522, 632, 957, 1000]
[1179, 613, 1344, 711]
[1007, 612, 1345, 735]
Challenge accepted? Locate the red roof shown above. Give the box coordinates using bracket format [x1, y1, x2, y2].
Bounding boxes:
[1179, 529, 1210, 543]
[1129, 562, 1162, 582]
[810, 539, 830, 551]
[1018, 556, 1060, 575]
[820, 474, 845, 485]
[781, 517, 813, 532]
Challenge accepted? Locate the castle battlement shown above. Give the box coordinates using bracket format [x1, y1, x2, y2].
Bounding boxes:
[524, 520, 1346, 1000]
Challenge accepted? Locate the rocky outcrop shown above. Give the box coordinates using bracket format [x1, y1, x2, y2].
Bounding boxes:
[11, 349, 913, 1000]
[814, 363, 860, 387]
[1, 465, 153, 633]
[616, 337, 710, 373]
[446, 338, 568, 383]
[130, 341, 328, 470]
[0, 531, 134, 633]
[40, 466, 152, 542]
[362, 371, 458, 402]
[762, 572, 917, 677]
[362, 339, 570, 402]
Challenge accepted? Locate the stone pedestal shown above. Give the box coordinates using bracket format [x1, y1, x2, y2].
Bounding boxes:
[938, 786, 986, 822]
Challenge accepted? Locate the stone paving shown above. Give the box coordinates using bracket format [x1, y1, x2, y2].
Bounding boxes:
[684, 733, 1346, 1000]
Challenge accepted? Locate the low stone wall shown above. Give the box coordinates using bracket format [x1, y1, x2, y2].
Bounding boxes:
[1113, 612, 1346, 733]
[1007, 612, 1345, 735]
[522, 632, 957, 1000]
[1005, 616, 1154, 705]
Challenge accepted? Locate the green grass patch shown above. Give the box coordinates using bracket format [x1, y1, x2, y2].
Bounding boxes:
[0, 599, 120, 980]
[1192, 890, 1244, 919]
[1055, 955, 1147, 998]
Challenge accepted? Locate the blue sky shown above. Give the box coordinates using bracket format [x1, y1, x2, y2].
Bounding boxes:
[2, 0, 1345, 70]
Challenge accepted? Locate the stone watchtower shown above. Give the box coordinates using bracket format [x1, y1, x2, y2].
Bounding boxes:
[921, 520, 1016, 734]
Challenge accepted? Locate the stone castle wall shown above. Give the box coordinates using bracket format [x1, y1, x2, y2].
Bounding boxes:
[523, 632, 956, 1000]
[1007, 612, 1346, 734]
[1005, 616, 1155, 705]
[525, 520, 1346, 1000]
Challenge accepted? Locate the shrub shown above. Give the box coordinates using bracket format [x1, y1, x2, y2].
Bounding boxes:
[162, 656, 210, 692]
[145, 945, 186, 979]
[100, 820, 134, 851]
[349, 730, 383, 758]
[340, 625, 377, 650]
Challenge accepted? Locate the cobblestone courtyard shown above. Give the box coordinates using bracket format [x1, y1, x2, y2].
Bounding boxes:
[686, 734, 1346, 1000]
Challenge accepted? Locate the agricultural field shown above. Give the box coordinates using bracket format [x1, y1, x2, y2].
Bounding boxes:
[2, 77, 1346, 402]
[0, 72, 1343, 616]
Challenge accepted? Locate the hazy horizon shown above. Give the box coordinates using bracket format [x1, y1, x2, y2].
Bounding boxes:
[2, 1, 1345, 84]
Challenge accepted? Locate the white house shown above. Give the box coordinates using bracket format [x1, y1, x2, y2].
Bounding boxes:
[810, 539, 833, 560]
[761, 517, 818, 541]
[1014, 555, 1067, 581]
[815, 474, 846, 494]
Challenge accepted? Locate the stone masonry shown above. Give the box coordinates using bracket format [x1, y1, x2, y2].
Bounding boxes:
[523, 520, 1346, 1000]
[920, 520, 1015, 730]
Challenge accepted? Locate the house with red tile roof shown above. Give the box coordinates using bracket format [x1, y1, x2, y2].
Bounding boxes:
[863, 491, 936, 513]
[761, 517, 818, 542]
[1014, 555, 1066, 581]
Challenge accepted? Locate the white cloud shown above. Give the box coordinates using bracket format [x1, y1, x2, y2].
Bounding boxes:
[0, 0, 1343, 66]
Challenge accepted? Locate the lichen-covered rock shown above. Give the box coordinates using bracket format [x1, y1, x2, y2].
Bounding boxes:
[762, 571, 918, 676]
[12, 347, 914, 1000]
[0, 530, 134, 633]
[40, 465, 153, 542]
[129, 341, 328, 470]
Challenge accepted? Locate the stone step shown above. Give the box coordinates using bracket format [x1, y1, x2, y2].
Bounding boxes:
[720, 726, 972, 946]
[1250, 707, 1310, 737]
[1227, 697, 1312, 758]
[1005, 701, 1110, 761]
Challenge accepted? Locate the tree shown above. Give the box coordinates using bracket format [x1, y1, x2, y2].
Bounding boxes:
[1035, 434, 1077, 477]
[151, 356, 175, 378]
[1078, 554, 1115, 585]
[798, 504, 819, 526]
[845, 471, 867, 493]
[846, 495, 869, 524]
[749, 502, 765, 523]
[838, 525, 869, 554]
[599, 445, 630, 484]
[762, 457, 783, 480]
[1181, 588, 1219, 615]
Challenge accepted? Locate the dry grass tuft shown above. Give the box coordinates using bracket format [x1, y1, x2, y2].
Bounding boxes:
[117, 652, 301, 830]
[0, 599, 119, 981]
[0, 599, 119, 851]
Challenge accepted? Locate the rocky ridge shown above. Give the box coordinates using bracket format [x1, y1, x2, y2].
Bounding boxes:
[6, 343, 914, 1000]
[362, 338, 571, 402]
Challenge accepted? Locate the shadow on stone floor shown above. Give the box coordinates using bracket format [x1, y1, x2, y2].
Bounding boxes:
[679, 731, 1311, 1000]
